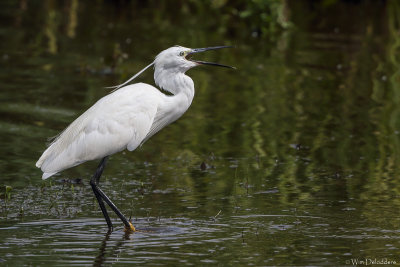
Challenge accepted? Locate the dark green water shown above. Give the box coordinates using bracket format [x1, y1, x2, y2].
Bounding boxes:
[1, 0, 400, 265]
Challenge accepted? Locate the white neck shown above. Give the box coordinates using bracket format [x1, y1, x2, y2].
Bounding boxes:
[154, 70, 195, 107]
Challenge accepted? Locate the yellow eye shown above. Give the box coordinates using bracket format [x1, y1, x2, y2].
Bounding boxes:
[179, 51, 185, 56]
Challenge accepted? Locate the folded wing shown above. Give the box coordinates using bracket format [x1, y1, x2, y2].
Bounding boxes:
[36, 83, 162, 179]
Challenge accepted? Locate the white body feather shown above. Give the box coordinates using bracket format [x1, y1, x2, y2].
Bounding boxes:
[37, 46, 197, 179]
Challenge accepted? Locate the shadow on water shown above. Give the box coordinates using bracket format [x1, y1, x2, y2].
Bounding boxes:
[93, 230, 111, 267]
[1, 217, 237, 265]
[2, 205, 400, 265]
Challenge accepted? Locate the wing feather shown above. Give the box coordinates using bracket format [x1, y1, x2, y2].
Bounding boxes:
[36, 83, 162, 179]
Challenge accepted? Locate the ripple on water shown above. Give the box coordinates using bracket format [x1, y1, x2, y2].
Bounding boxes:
[0, 216, 237, 265]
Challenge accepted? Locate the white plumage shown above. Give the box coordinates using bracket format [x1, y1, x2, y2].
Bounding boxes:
[37, 83, 163, 178]
[35, 45, 233, 231]
[36, 45, 232, 180]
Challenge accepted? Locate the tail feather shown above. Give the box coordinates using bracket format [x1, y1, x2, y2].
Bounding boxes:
[42, 172, 57, 179]
[36, 142, 84, 179]
[36, 143, 62, 179]
[37, 149, 58, 179]
[36, 149, 50, 168]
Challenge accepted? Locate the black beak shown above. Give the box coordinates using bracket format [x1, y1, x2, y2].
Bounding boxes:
[187, 46, 235, 69]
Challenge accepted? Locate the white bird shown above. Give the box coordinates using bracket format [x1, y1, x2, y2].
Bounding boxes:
[36, 45, 234, 232]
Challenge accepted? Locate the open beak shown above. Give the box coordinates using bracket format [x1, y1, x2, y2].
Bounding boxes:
[186, 46, 235, 69]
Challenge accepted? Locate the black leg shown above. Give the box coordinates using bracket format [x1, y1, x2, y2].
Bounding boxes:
[90, 156, 136, 232]
[90, 157, 113, 230]
[95, 186, 135, 231]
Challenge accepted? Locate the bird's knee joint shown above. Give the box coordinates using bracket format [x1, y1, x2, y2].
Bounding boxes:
[89, 179, 97, 187]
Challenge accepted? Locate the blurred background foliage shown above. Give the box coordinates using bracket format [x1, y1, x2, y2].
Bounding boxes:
[1, 0, 400, 212]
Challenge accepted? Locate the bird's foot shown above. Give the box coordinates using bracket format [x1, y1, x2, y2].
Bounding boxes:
[124, 221, 136, 232]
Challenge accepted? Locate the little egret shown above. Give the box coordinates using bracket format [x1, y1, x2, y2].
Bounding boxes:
[36, 45, 234, 232]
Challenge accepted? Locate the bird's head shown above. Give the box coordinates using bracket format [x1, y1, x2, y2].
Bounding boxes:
[107, 45, 234, 91]
[154, 45, 234, 73]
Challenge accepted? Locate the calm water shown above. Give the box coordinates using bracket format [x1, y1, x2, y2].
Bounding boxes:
[1, 0, 400, 266]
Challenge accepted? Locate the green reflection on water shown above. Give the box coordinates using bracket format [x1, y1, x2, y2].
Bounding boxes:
[1, 0, 400, 265]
